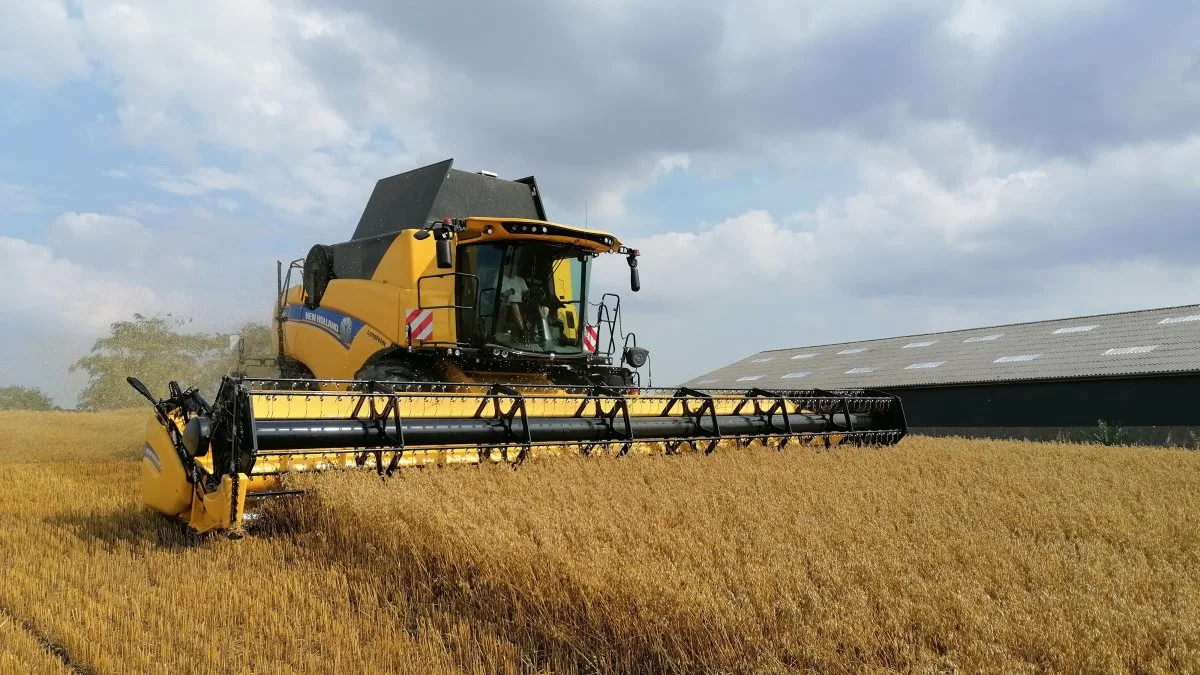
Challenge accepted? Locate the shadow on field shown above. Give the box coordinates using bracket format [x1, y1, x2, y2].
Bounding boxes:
[49, 505, 205, 552]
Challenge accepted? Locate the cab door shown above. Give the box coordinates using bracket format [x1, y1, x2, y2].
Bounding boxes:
[455, 244, 504, 345]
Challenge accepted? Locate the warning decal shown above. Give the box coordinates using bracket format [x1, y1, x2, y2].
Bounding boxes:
[405, 308, 434, 341]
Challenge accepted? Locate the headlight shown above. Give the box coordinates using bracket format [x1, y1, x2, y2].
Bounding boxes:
[623, 347, 649, 369]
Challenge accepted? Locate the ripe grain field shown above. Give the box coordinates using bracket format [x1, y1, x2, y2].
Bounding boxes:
[0, 410, 1197, 674]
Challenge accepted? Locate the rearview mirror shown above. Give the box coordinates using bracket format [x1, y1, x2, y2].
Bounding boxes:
[436, 236, 453, 269]
[627, 252, 640, 292]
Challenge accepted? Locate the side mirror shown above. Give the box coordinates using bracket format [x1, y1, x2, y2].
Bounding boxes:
[627, 252, 640, 293]
[436, 235, 453, 269]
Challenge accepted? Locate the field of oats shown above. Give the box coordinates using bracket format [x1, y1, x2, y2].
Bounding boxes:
[1, 409, 1197, 674]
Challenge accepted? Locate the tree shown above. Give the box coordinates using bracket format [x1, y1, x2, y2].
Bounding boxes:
[232, 321, 277, 361]
[70, 313, 267, 411]
[0, 385, 57, 411]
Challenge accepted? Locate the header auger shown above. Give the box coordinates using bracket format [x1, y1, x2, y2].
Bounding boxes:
[133, 158, 908, 534]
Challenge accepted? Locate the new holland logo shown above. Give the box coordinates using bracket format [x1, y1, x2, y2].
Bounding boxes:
[288, 305, 361, 348]
[143, 443, 162, 473]
[303, 310, 340, 334]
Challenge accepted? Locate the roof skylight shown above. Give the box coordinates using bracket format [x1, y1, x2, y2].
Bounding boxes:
[749, 357, 773, 363]
[1052, 325, 1098, 334]
[1159, 315, 1200, 325]
[737, 375, 763, 382]
[994, 354, 1041, 363]
[845, 367, 875, 374]
[906, 361, 946, 369]
[838, 348, 869, 355]
[964, 334, 1003, 343]
[697, 378, 719, 384]
[791, 353, 819, 359]
[781, 372, 811, 379]
[903, 340, 937, 348]
[1103, 345, 1159, 355]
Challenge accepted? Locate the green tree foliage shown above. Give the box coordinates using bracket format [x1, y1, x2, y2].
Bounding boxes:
[233, 321, 277, 361]
[0, 385, 57, 411]
[70, 314, 274, 411]
[1091, 419, 1130, 446]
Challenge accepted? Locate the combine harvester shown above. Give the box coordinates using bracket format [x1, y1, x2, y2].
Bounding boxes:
[129, 159, 908, 534]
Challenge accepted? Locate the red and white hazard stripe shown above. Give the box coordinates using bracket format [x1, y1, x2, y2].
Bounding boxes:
[583, 325, 599, 353]
[405, 308, 434, 341]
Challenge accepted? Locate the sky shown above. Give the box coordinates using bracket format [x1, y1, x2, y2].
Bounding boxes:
[3, 0, 1200, 407]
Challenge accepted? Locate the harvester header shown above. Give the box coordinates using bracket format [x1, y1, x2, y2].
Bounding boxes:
[134, 375, 907, 533]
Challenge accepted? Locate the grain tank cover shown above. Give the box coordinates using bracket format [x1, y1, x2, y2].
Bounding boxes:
[352, 158, 547, 240]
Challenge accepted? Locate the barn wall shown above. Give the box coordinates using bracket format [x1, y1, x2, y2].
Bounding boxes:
[911, 425, 1200, 447]
[885, 374, 1200, 447]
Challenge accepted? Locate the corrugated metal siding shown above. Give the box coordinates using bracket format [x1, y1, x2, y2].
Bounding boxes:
[686, 304, 1200, 389]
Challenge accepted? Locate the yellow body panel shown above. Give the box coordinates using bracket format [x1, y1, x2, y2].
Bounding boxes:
[140, 417, 191, 517]
[141, 413, 249, 534]
[372, 229, 456, 346]
[187, 474, 248, 535]
[280, 217, 621, 383]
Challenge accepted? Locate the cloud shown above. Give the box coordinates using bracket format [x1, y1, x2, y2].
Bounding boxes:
[81, 0, 351, 155]
[0, 236, 164, 334]
[0, 1, 88, 84]
[0, 180, 47, 214]
[63, 0, 1200, 230]
[4, 0, 1200, 394]
[152, 166, 253, 196]
[117, 201, 171, 218]
[604, 127, 1200, 384]
[49, 211, 154, 262]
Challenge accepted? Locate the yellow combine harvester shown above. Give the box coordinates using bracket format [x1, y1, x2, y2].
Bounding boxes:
[130, 159, 908, 534]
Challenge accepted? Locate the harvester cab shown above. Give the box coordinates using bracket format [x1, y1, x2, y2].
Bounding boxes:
[133, 159, 909, 535]
[272, 159, 648, 391]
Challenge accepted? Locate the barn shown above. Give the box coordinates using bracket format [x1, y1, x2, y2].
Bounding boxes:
[683, 304, 1200, 446]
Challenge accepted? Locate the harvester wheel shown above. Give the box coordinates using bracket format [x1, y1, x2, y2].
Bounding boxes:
[302, 244, 335, 309]
[275, 360, 319, 391]
[351, 363, 432, 392]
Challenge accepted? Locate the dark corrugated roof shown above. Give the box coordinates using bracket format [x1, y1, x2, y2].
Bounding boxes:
[684, 303, 1200, 389]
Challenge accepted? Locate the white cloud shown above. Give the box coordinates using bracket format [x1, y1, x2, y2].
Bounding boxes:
[0, 236, 164, 334]
[49, 211, 154, 262]
[117, 201, 171, 218]
[0, 1, 88, 84]
[152, 166, 253, 196]
[0, 181, 46, 214]
[587, 153, 691, 220]
[605, 127, 1200, 384]
[52, 211, 148, 240]
[3, 0, 1200, 393]
[78, 0, 430, 163]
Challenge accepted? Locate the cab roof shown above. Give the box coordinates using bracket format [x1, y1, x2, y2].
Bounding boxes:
[352, 159, 547, 240]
